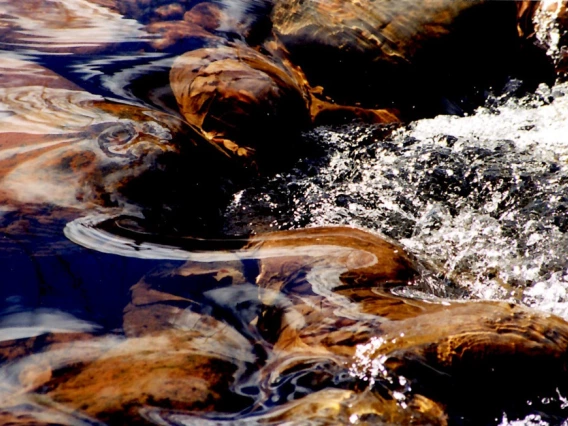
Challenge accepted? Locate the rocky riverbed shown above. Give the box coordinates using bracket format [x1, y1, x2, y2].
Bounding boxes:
[1, 1, 568, 425]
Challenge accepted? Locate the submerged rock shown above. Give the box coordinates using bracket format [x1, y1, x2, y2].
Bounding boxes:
[0, 272, 255, 425]
[154, 388, 448, 425]
[31, 223, 568, 423]
[170, 43, 312, 169]
[272, 0, 533, 116]
[2, 2, 568, 424]
[533, 0, 568, 80]
[3, 0, 562, 174]
[45, 331, 252, 424]
[0, 57, 250, 235]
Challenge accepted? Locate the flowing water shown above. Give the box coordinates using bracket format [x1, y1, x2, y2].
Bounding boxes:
[226, 81, 568, 310]
[2, 1, 568, 425]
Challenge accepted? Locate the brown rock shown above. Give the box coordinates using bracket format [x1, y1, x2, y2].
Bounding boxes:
[272, 0, 521, 113]
[517, 1, 541, 38]
[6, 226, 565, 423]
[246, 227, 425, 355]
[350, 301, 568, 418]
[153, 2, 185, 21]
[237, 388, 448, 425]
[248, 226, 419, 293]
[183, 2, 224, 33]
[310, 97, 400, 126]
[245, 226, 568, 419]
[47, 331, 252, 424]
[15, 280, 256, 424]
[0, 59, 200, 212]
[146, 19, 220, 50]
[122, 278, 198, 337]
[170, 43, 311, 169]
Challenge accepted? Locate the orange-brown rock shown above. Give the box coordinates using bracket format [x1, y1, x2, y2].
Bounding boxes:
[46, 331, 252, 424]
[247, 226, 419, 292]
[375, 301, 568, 380]
[4, 278, 254, 424]
[3, 3, 568, 422]
[517, 1, 541, 38]
[0, 57, 244, 229]
[146, 19, 220, 50]
[0, 0, 142, 55]
[0, 90, 182, 210]
[166, 388, 448, 426]
[183, 2, 224, 33]
[170, 43, 312, 168]
[243, 227, 568, 418]
[352, 301, 568, 419]
[3, 226, 568, 423]
[0, 266, 257, 424]
[241, 227, 430, 356]
[272, 0, 522, 114]
[310, 97, 400, 126]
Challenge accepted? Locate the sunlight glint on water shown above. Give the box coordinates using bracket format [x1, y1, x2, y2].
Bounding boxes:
[226, 81, 568, 318]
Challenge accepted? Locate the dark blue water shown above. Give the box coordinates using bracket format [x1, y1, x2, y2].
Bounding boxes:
[0, 209, 176, 332]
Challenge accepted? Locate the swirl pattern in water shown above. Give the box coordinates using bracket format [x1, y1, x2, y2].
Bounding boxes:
[1, 1, 568, 425]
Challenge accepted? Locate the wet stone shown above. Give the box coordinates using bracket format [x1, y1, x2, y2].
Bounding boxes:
[2, 1, 568, 425]
[145, 19, 220, 50]
[183, 2, 223, 32]
[170, 43, 312, 170]
[153, 3, 185, 21]
[272, 0, 527, 117]
[4, 221, 568, 423]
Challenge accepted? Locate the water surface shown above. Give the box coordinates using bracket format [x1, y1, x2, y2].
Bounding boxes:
[2, 1, 568, 425]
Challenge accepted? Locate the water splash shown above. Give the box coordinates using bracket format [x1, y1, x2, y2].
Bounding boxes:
[499, 414, 552, 426]
[224, 81, 568, 316]
[349, 335, 412, 409]
[534, 0, 566, 65]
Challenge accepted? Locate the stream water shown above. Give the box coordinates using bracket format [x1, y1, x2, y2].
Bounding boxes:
[226, 81, 568, 312]
[2, 1, 568, 425]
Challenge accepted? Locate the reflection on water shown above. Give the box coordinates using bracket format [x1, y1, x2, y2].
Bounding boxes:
[2, 0, 568, 425]
[0, 0, 149, 50]
[0, 309, 100, 341]
[8, 215, 568, 425]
